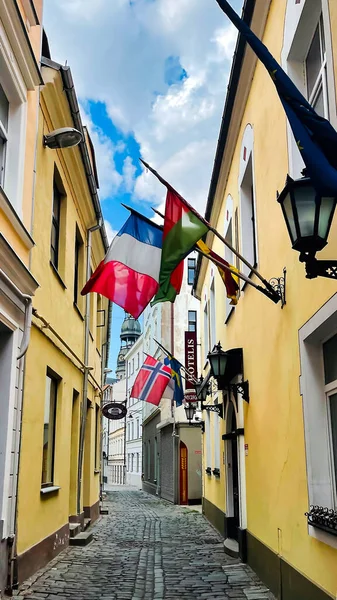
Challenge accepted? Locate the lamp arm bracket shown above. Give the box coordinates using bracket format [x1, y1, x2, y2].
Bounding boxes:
[228, 381, 250, 403]
[303, 257, 337, 280]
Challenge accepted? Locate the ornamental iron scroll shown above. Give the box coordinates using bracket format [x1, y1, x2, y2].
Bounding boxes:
[269, 268, 286, 308]
[305, 505, 337, 536]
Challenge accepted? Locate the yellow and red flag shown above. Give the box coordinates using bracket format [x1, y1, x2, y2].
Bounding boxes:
[197, 240, 239, 306]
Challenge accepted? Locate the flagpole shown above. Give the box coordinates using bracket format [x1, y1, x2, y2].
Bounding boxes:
[151, 206, 279, 302]
[143, 159, 276, 295]
[153, 339, 199, 384]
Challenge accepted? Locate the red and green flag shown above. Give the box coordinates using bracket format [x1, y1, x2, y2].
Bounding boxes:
[152, 189, 208, 305]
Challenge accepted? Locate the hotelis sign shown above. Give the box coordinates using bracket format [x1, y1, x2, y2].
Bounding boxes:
[184, 331, 197, 402]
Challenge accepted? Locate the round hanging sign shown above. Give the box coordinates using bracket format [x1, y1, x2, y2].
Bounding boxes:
[102, 402, 127, 420]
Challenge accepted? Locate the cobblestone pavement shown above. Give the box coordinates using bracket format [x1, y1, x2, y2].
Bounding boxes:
[15, 489, 276, 600]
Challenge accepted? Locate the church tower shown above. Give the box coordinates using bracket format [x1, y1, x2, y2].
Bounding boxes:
[116, 312, 141, 379]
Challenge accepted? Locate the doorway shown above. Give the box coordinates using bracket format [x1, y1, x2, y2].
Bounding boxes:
[224, 401, 240, 542]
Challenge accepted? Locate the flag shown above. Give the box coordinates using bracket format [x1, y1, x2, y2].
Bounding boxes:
[81, 210, 163, 319]
[130, 356, 172, 406]
[164, 356, 184, 407]
[197, 240, 239, 305]
[215, 0, 337, 196]
[140, 161, 209, 305]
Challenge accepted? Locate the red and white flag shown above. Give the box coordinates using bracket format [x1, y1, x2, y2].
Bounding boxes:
[130, 356, 172, 406]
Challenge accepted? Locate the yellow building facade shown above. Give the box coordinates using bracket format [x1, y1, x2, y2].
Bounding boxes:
[195, 1, 337, 598]
[15, 51, 110, 585]
[0, 0, 42, 594]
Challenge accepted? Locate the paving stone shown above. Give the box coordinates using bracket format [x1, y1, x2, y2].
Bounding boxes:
[13, 488, 276, 600]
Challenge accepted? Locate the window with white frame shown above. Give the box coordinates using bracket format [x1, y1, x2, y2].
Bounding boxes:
[299, 294, 337, 549]
[213, 411, 221, 472]
[305, 15, 328, 118]
[205, 412, 211, 468]
[136, 419, 139, 439]
[136, 452, 139, 472]
[239, 125, 257, 279]
[323, 335, 337, 496]
[282, 1, 337, 177]
[188, 310, 197, 332]
[0, 84, 9, 188]
[210, 279, 216, 350]
[131, 420, 134, 440]
[187, 258, 196, 285]
[203, 300, 210, 364]
[131, 453, 134, 472]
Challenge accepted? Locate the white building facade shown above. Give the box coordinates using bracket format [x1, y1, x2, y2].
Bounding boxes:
[125, 335, 144, 487]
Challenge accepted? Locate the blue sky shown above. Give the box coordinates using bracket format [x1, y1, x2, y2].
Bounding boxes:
[44, 0, 243, 375]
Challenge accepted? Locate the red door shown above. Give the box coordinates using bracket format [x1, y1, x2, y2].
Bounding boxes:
[179, 442, 188, 505]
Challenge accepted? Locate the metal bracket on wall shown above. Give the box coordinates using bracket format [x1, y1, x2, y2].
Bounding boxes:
[269, 267, 286, 308]
[228, 381, 249, 404]
[201, 402, 224, 419]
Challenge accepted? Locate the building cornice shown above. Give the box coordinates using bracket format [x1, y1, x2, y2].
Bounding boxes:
[0, 233, 39, 296]
[0, 187, 35, 251]
[0, 0, 43, 90]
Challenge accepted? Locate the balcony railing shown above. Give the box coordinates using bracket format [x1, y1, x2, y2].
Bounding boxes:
[305, 506, 337, 536]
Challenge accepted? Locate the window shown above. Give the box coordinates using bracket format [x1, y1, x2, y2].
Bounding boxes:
[132, 358, 134, 374]
[74, 227, 84, 306]
[41, 372, 58, 486]
[214, 411, 221, 470]
[239, 125, 257, 279]
[204, 301, 210, 364]
[147, 440, 151, 480]
[136, 419, 139, 439]
[323, 335, 337, 494]
[136, 452, 139, 473]
[305, 16, 328, 118]
[131, 453, 134, 472]
[210, 280, 216, 349]
[127, 422, 130, 441]
[205, 412, 211, 468]
[127, 453, 130, 472]
[0, 84, 9, 188]
[51, 180, 62, 270]
[225, 217, 235, 319]
[131, 420, 134, 440]
[187, 258, 196, 285]
[188, 310, 197, 332]
[136, 353, 139, 369]
[154, 437, 158, 481]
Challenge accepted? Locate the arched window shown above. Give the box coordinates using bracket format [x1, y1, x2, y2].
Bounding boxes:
[239, 125, 257, 280]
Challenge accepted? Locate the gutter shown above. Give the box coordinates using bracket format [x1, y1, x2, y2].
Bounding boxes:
[193, 0, 255, 295]
[41, 57, 109, 253]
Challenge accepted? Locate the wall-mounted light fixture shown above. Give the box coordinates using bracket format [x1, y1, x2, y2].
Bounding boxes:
[277, 170, 337, 279]
[44, 127, 83, 149]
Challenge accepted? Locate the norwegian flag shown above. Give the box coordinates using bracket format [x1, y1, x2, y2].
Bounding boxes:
[130, 356, 172, 406]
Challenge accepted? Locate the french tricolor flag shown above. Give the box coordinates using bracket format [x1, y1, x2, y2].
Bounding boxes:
[81, 210, 163, 319]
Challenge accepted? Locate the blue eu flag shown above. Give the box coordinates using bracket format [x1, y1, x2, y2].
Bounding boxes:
[164, 356, 184, 407]
[216, 0, 337, 196]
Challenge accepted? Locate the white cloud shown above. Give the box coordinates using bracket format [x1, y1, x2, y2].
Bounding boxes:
[104, 221, 118, 244]
[80, 104, 122, 200]
[122, 156, 137, 193]
[44, 0, 243, 212]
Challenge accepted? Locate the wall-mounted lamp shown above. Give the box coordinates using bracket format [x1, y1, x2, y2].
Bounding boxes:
[44, 127, 83, 149]
[184, 402, 197, 423]
[277, 170, 337, 279]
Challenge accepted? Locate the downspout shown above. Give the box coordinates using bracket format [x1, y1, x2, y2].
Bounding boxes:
[77, 220, 102, 517]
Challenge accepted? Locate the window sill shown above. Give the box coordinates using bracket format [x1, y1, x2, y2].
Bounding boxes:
[40, 485, 60, 496]
[50, 262, 66, 289]
[73, 302, 84, 320]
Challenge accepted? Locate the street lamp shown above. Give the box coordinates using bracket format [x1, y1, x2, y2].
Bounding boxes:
[277, 172, 337, 279]
[207, 342, 228, 389]
[194, 377, 209, 403]
[184, 403, 197, 423]
[44, 127, 83, 149]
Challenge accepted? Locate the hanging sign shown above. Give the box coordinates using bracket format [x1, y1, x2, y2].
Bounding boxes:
[102, 402, 127, 420]
[184, 330, 197, 402]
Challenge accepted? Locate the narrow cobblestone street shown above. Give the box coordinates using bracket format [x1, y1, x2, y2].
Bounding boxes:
[15, 489, 275, 600]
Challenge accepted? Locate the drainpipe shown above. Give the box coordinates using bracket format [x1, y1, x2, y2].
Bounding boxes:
[76, 220, 102, 517]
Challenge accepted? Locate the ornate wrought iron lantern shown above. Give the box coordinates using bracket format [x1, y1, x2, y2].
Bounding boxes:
[184, 402, 197, 423]
[277, 172, 337, 279]
[207, 342, 228, 389]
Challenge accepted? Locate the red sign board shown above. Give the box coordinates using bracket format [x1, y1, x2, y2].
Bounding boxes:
[184, 331, 197, 402]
